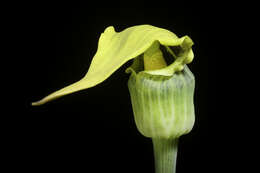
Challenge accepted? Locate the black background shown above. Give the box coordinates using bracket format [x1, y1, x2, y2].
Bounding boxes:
[9, 4, 224, 173]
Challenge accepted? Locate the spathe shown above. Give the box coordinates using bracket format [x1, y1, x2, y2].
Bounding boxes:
[32, 25, 193, 106]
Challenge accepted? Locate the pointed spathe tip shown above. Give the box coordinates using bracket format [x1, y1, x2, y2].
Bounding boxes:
[31, 100, 45, 106]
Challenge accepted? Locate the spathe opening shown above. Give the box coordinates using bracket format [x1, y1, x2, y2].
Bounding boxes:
[128, 45, 183, 74]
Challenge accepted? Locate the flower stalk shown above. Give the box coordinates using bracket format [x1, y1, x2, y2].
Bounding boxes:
[153, 138, 178, 173]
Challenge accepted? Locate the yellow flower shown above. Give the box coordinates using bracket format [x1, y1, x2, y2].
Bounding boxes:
[32, 24, 196, 173]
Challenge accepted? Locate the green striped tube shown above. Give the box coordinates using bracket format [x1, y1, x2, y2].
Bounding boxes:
[128, 65, 195, 139]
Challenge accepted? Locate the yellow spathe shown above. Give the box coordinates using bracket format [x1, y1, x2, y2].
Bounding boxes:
[32, 25, 193, 106]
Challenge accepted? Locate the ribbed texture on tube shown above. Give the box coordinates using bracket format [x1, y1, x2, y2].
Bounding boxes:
[128, 66, 195, 139]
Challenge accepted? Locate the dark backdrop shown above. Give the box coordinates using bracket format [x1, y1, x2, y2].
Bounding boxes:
[12, 4, 219, 173]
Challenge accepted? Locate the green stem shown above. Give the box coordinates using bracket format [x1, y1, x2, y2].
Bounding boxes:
[152, 138, 178, 173]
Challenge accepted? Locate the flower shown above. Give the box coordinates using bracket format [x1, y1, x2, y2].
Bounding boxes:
[32, 24, 196, 173]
